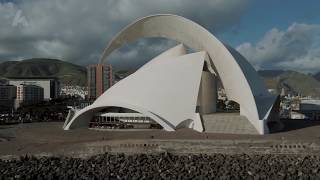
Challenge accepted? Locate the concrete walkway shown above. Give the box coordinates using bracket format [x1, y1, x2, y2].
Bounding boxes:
[203, 113, 259, 134]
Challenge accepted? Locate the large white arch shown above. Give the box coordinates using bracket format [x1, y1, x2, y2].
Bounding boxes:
[65, 14, 279, 134]
[98, 14, 277, 134]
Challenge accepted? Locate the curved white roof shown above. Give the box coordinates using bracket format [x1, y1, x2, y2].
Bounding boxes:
[64, 44, 205, 131]
[65, 14, 279, 134]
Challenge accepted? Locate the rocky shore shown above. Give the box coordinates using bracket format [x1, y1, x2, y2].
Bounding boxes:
[1, 153, 319, 179]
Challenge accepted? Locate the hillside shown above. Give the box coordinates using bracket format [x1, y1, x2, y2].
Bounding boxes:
[315, 72, 320, 82]
[0, 59, 319, 97]
[258, 70, 320, 97]
[0, 58, 86, 86]
[258, 70, 285, 78]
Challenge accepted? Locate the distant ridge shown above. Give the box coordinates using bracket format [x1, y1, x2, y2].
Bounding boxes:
[0, 58, 86, 86]
[258, 70, 320, 97]
[257, 70, 285, 78]
[1, 59, 318, 97]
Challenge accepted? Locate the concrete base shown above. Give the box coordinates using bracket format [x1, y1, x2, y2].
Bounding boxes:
[202, 113, 259, 135]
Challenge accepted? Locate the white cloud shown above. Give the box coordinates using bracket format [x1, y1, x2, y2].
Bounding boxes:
[237, 23, 320, 73]
[0, 0, 251, 68]
[108, 38, 177, 70]
[34, 40, 72, 60]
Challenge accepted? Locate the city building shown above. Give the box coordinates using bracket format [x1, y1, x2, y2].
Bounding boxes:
[0, 85, 16, 100]
[87, 64, 113, 100]
[16, 84, 44, 108]
[64, 14, 281, 135]
[104, 64, 113, 92]
[280, 88, 286, 97]
[0, 85, 17, 112]
[291, 99, 320, 120]
[60, 85, 88, 99]
[8, 77, 60, 100]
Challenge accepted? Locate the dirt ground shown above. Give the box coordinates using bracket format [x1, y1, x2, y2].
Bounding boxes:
[1, 120, 320, 157]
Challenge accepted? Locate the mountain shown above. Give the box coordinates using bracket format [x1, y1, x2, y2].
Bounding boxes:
[114, 70, 135, 81]
[315, 72, 320, 82]
[1, 59, 318, 97]
[0, 58, 86, 86]
[258, 70, 320, 97]
[0, 61, 19, 75]
[257, 70, 285, 78]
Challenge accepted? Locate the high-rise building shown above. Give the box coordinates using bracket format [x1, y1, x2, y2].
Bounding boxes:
[16, 84, 44, 108]
[0, 85, 17, 112]
[87, 65, 96, 99]
[104, 64, 113, 91]
[87, 64, 113, 100]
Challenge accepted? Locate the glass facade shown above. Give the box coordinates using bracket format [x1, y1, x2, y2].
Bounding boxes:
[87, 66, 97, 99]
[87, 64, 113, 100]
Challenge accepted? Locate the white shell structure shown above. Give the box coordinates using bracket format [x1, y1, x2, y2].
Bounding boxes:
[64, 14, 280, 134]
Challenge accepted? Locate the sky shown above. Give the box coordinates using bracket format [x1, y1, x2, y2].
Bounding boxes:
[0, 0, 319, 73]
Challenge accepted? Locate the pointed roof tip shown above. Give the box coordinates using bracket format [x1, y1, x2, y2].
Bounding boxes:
[176, 43, 185, 48]
[167, 43, 186, 53]
[151, 43, 187, 60]
[172, 43, 187, 54]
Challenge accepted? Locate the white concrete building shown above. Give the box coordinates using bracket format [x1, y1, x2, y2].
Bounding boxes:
[64, 14, 281, 134]
[293, 99, 320, 120]
[8, 77, 60, 100]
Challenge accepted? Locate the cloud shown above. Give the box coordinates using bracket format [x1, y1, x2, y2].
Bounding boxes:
[108, 38, 178, 70]
[237, 23, 320, 73]
[0, 0, 251, 68]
